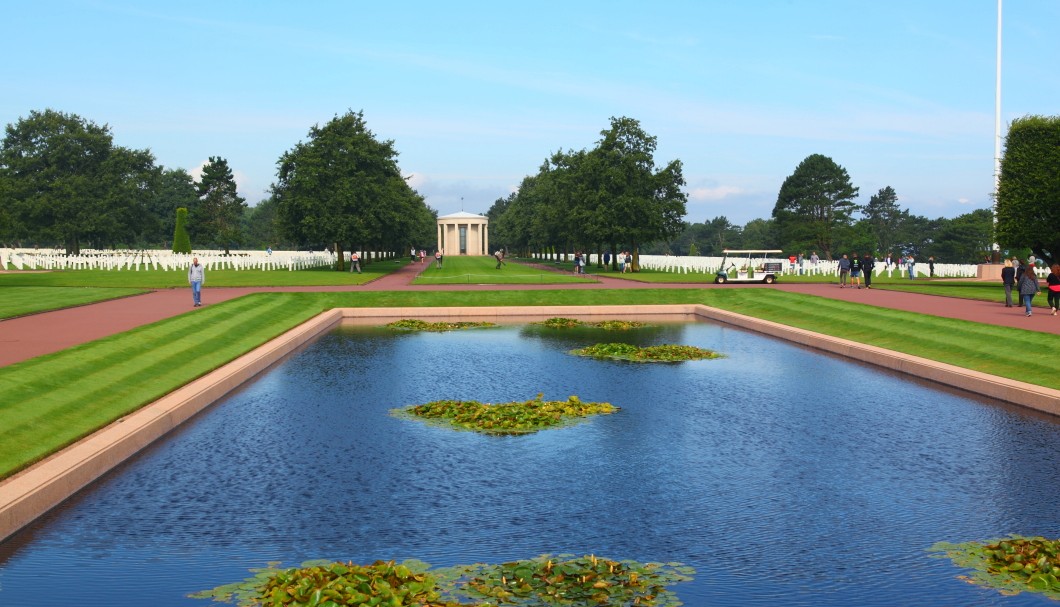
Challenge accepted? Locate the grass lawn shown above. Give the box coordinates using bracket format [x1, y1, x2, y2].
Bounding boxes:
[0, 260, 404, 288]
[0, 286, 149, 319]
[413, 255, 595, 285]
[2, 287, 1058, 481]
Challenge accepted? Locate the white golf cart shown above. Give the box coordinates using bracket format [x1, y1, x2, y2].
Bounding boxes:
[714, 249, 785, 284]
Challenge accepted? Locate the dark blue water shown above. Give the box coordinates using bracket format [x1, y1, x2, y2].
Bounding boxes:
[1, 321, 1058, 606]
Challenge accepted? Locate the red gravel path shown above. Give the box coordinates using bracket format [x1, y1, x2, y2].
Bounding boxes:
[1, 262, 1056, 367]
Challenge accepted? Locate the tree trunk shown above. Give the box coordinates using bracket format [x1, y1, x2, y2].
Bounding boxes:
[632, 243, 640, 272]
[334, 242, 345, 271]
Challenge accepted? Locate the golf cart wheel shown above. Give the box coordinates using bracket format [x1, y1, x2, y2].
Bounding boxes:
[714, 275, 727, 284]
[763, 275, 776, 284]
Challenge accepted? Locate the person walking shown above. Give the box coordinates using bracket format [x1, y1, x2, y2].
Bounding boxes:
[1047, 263, 1060, 316]
[862, 253, 875, 289]
[1018, 264, 1040, 317]
[187, 257, 205, 307]
[624, 251, 633, 273]
[618, 251, 626, 273]
[494, 249, 505, 269]
[906, 255, 916, 279]
[928, 256, 936, 278]
[838, 254, 850, 287]
[350, 251, 361, 273]
[850, 253, 862, 289]
[1001, 259, 1016, 307]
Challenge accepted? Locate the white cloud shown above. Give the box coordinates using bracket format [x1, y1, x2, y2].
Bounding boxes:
[688, 185, 745, 201]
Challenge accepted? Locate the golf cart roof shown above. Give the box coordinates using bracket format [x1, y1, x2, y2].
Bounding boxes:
[721, 249, 785, 254]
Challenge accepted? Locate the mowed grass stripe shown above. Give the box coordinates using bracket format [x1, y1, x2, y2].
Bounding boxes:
[0, 293, 312, 417]
[0, 294, 273, 399]
[0, 294, 323, 476]
[715, 290, 1054, 380]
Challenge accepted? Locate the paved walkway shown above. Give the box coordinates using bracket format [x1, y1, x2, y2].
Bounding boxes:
[1, 261, 1056, 367]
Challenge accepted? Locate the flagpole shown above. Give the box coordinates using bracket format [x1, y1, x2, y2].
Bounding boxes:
[992, 0, 1002, 262]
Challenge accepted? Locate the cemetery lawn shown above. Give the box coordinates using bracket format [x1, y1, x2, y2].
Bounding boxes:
[0, 286, 148, 319]
[413, 256, 594, 285]
[1, 288, 1058, 479]
[0, 261, 403, 288]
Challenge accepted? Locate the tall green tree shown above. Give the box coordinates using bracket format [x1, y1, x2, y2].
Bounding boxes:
[193, 157, 246, 254]
[772, 154, 859, 259]
[273, 110, 432, 269]
[581, 116, 687, 269]
[0, 109, 158, 254]
[996, 115, 1060, 263]
[172, 207, 191, 253]
[861, 186, 906, 255]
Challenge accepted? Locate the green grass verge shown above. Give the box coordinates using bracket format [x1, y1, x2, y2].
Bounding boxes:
[0, 260, 404, 288]
[0, 286, 149, 319]
[2, 287, 1058, 480]
[413, 256, 594, 285]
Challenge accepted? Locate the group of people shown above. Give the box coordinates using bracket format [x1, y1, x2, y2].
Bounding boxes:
[1001, 256, 1060, 317]
[835, 253, 877, 289]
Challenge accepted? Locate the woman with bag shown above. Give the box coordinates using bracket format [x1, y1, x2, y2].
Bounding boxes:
[1018, 264, 1041, 317]
[1047, 263, 1060, 316]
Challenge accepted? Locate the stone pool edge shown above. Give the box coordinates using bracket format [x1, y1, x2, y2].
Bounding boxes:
[0, 303, 1056, 544]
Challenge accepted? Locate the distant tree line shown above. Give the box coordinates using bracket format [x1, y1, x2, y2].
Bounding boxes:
[487, 116, 687, 271]
[2, 108, 1056, 266]
[0, 109, 436, 265]
[641, 153, 999, 264]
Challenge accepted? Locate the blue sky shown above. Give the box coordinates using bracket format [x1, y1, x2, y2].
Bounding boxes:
[3, 1, 1057, 225]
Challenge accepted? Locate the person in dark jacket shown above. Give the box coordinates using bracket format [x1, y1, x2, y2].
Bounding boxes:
[849, 253, 863, 289]
[838, 254, 850, 287]
[1047, 263, 1060, 316]
[862, 254, 875, 289]
[1001, 259, 1016, 307]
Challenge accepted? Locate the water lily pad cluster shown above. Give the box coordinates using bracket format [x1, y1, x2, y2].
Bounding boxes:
[570, 343, 723, 363]
[461, 554, 694, 606]
[386, 319, 495, 332]
[397, 394, 616, 435]
[192, 555, 695, 606]
[929, 536, 1060, 599]
[536, 317, 649, 330]
[189, 559, 463, 607]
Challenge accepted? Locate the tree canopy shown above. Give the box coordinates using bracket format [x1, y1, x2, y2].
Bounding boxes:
[996, 115, 1060, 263]
[273, 110, 434, 269]
[772, 153, 859, 259]
[193, 157, 246, 254]
[0, 109, 158, 253]
[491, 116, 686, 269]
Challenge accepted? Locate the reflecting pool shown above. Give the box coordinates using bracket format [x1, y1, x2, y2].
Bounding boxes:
[1, 320, 1058, 606]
